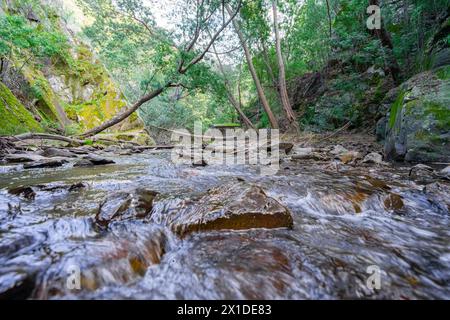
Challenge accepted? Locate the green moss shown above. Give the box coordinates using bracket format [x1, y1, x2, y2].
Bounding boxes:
[424, 101, 450, 130]
[0, 82, 44, 135]
[23, 67, 61, 124]
[389, 91, 406, 129]
[436, 65, 450, 80]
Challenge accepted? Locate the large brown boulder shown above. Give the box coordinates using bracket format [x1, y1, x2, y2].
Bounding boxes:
[152, 183, 293, 237]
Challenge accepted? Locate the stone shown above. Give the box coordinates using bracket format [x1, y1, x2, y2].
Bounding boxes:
[338, 151, 362, 164]
[330, 145, 348, 155]
[8, 186, 36, 200]
[95, 189, 159, 227]
[384, 66, 450, 162]
[23, 159, 67, 169]
[438, 166, 450, 179]
[5, 154, 47, 163]
[40, 148, 77, 158]
[362, 152, 386, 165]
[408, 164, 436, 184]
[74, 155, 115, 167]
[153, 183, 293, 237]
[424, 182, 450, 213]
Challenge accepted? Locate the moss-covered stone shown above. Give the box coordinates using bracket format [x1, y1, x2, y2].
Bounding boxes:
[384, 67, 450, 162]
[0, 82, 44, 135]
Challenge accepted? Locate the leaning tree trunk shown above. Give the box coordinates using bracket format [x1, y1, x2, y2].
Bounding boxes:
[211, 43, 255, 129]
[369, 0, 402, 84]
[272, 0, 298, 129]
[226, 5, 279, 129]
[79, 85, 169, 138]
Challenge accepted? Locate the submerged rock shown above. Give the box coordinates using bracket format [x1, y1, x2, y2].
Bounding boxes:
[95, 189, 159, 227]
[156, 184, 293, 237]
[7, 183, 86, 201]
[8, 186, 36, 200]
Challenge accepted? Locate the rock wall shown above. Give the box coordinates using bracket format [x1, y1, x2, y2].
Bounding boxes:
[0, 0, 149, 143]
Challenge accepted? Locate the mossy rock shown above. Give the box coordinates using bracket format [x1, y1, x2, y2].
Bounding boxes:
[384, 66, 450, 162]
[0, 82, 44, 135]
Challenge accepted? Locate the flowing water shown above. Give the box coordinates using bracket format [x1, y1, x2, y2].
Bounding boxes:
[0, 150, 449, 299]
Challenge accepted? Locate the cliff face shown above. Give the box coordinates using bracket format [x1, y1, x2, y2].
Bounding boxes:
[0, 0, 149, 143]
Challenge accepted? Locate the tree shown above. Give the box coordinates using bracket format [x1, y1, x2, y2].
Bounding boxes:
[211, 41, 255, 129]
[272, 0, 297, 130]
[78, 0, 243, 137]
[226, 4, 279, 129]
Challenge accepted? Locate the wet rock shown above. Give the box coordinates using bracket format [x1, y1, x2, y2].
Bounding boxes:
[362, 152, 387, 165]
[438, 166, 450, 179]
[95, 189, 159, 227]
[338, 151, 362, 164]
[0, 272, 35, 300]
[7, 183, 86, 201]
[39, 148, 77, 158]
[409, 164, 436, 184]
[424, 182, 450, 213]
[5, 154, 47, 163]
[74, 155, 115, 167]
[158, 184, 293, 237]
[8, 186, 36, 200]
[83, 155, 115, 165]
[383, 194, 405, 213]
[73, 159, 94, 167]
[23, 159, 68, 169]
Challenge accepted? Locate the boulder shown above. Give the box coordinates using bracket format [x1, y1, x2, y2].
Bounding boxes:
[74, 155, 115, 167]
[95, 189, 159, 227]
[362, 152, 386, 165]
[5, 154, 47, 163]
[338, 151, 362, 164]
[438, 166, 450, 179]
[154, 184, 293, 237]
[424, 182, 450, 213]
[23, 159, 68, 169]
[384, 66, 450, 162]
[39, 148, 77, 158]
[330, 145, 348, 155]
[408, 164, 436, 184]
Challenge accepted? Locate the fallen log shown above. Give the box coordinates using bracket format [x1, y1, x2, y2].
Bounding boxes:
[12, 133, 85, 146]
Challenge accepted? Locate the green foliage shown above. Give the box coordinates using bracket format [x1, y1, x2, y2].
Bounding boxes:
[0, 13, 68, 61]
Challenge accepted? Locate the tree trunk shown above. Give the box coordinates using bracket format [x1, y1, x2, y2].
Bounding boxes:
[211, 43, 255, 130]
[369, 0, 402, 84]
[226, 5, 279, 129]
[272, 0, 297, 129]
